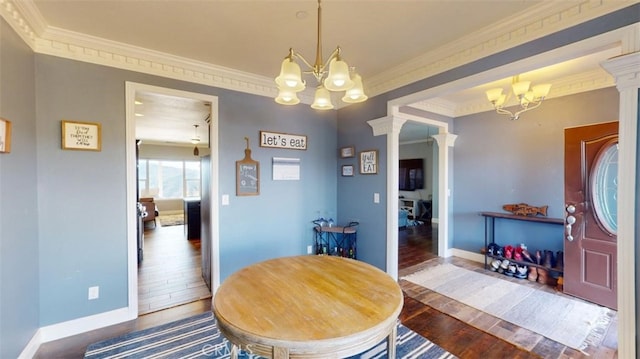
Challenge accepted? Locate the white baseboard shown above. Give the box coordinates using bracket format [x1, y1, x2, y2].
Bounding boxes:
[21, 306, 133, 356]
[18, 329, 42, 359]
[450, 248, 485, 264]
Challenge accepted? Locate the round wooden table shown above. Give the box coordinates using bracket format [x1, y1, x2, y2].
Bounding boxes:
[213, 255, 403, 359]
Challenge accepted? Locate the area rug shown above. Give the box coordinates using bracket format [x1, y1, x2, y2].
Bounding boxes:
[157, 214, 184, 227]
[84, 312, 457, 359]
[401, 263, 613, 351]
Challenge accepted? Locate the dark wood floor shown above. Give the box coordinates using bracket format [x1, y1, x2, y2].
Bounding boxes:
[35, 223, 617, 359]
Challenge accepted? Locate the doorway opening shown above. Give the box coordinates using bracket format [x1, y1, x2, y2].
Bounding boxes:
[125, 82, 220, 318]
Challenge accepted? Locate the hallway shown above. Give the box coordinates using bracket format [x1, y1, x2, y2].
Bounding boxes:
[138, 223, 211, 315]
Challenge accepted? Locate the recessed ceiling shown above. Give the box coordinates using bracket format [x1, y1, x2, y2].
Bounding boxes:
[135, 92, 211, 146]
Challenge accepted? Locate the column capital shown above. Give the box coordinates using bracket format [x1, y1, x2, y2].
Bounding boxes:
[601, 52, 640, 91]
[368, 116, 407, 136]
[432, 133, 458, 147]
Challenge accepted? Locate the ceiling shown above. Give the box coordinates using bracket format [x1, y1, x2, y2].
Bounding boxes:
[26, 0, 623, 145]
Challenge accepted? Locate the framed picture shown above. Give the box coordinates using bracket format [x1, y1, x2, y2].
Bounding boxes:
[0, 118, 12, 153]
[341, 165, 354, 177]
[340, 146, 355, 158]
[62, 120, 102, 151]
[359, 149, 378, 175]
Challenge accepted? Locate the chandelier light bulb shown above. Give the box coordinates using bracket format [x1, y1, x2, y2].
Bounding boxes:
[275, 57, 305, 92]
[275, 88, 300, 105]
[311, 86, 334, 110]
[511, 79, 531, 97]
[342, 73, 368, 103]
[324, 58, 354, 92]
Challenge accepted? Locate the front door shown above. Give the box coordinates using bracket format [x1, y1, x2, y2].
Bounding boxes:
[564, 121, 618, 310]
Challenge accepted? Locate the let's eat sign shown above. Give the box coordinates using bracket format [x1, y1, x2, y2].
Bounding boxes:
[259, 130, 307, 150]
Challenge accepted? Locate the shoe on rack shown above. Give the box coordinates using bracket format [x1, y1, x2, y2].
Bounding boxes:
[504, 245, 514, 259]
[537, 268, 548, 284]
[556, 276, 564, 291]
[543, 250, 555, 268]
[556, 251, 564, 270]
[527, 267, 538, 282]
[499, 259, 510, 274]
[515, 265, 528, 279]
[490, 259, 501, 271]
[535, 250, 542, 265]
[514, 246, 523, 261]
[521, 249, 535, 263]
[487, 243, 499, 256]
[506, 263, 517, 276]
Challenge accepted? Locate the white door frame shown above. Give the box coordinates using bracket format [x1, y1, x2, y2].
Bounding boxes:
[124, 82, 220, 319]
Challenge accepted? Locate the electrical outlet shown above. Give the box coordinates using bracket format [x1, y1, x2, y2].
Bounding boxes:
[374, 193, 380, 203]
[307, 245, 313, 254]
[88, 286, 100, 300]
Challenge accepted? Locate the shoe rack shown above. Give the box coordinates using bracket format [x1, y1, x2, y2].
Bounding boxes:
[480, 211, 565, 277]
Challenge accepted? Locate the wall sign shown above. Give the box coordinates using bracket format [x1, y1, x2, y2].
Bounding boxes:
[62, 120, 102, 151]
[359, 149, 378, 175]
[236, 137, 260, 196]
[259, 130, 307, 150]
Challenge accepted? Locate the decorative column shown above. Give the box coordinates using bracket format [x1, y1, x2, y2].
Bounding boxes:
[368, 116, 406, 280]
[432, 133, 457, 258]
[601, 51, 639, 359]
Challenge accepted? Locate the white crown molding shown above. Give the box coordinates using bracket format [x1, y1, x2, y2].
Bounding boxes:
[407, 99, 457, 118]
[0, 0, 635, 105]
[365, 1, 635, 98]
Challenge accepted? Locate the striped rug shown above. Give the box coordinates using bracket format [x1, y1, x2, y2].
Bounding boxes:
[84, 312, 456, 359]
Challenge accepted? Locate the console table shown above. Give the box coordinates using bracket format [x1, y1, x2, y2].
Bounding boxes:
[213, 255, 403, 359]
[480, 211, 564, 273]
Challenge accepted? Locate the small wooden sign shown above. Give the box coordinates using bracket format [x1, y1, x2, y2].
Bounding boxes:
[259, 130, 307, 150]
[236, 137, 260, 196]
[359, 149, 378, 175]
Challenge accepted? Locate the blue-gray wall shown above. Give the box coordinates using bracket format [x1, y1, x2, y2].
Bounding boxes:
[34, 54, 336, 326]
[452, 87, 619, 253]
[0, 20, 39, 358]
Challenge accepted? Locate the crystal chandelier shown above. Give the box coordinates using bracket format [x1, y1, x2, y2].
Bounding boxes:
[274, 0, 367, 110]
[485, 75, 551, 120]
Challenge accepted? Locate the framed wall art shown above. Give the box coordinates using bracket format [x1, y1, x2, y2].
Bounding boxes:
[341, 165, 354, 177]
[359, 149, 378, 175]
[340, 146, 355, 158]
[236, 137, 260, 196]
[62, 120, 102, 151]
[0, 118, 11, 153]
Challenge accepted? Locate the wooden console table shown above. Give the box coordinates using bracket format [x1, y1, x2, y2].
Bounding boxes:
[213, 255, 403, 359]
[480, 211, 564, 272]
